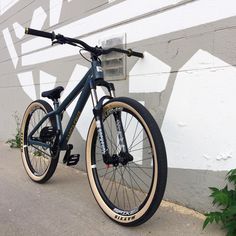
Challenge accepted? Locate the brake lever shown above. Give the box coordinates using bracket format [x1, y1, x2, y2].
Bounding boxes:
[52, 36, 79, 47]
[52, 40, 63, 46]
[51, 33, 66, 46]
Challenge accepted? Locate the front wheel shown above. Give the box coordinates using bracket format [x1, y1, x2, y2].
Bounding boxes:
[86, 97, 167, 226]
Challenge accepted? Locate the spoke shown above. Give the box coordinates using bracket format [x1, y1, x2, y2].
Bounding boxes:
[31, 145, 52, 158]
[129, 136, 148, 151]
[114, 170, 120, 206]
[104, 119, 121, 154]
[124, 115, 133, 133]
[119, 167, 126, 209]
[40, 147, 50, 173]
[34, 152, 39, 174]
[104, 169, 116, 193]
[116, 167, 142, 203]
[114, 167, 122, 206]
[129, 162, 152, 179]
[127, 164, 137, 206]
[128, 128, 144, 151]
[129, 146, 151, 153]
[39, 152, 43, 175]
[127, 165, 150, 190]
[128, 120, 140, 150]
[101, 166, 109, 185]
[100, 168, 114, 178]
[122, 168, 131, 210]
[108, 167, 116, 199]
[132, 157, 153, 164]
[128, 166, 153, 169]
[124, 112, 128, 131]
[42, 154, 48, 170]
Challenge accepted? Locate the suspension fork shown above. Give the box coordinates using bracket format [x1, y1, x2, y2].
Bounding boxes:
[90, 80, 129, 162]
[113, 111, 129, 153]
[90, 79, 111, 164]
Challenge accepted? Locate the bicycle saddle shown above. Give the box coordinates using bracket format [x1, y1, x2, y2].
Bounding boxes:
[41, 86, 64, 100]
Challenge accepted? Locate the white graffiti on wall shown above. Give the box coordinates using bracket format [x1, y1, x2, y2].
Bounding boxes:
[2, 0, 236, 170]
[0, 0, 19, 15]
[19, 0, 236, 66]
[129, 52, 171, 93]
[17, 71, 36, 100]
[161, 49, 236, 171]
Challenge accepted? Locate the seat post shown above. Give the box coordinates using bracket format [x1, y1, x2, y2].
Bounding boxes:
[53, 99, 59, 109]
[53, 98, 63, 137]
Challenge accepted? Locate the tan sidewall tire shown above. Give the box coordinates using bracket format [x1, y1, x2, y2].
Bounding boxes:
[21, 101, 54, 182]
[86, 101, 158, 224]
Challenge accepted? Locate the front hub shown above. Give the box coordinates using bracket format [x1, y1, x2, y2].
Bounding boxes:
[103, 152, 134, 167]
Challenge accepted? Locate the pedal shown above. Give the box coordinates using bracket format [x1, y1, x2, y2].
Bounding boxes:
[66, 154, 80, 166]
[63, 144, 73, 164]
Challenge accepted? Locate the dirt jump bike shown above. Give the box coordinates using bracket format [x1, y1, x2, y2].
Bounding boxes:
[20, 27, 167, 226]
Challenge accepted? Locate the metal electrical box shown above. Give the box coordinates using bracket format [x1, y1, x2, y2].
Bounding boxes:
[99, 34, 126, 81]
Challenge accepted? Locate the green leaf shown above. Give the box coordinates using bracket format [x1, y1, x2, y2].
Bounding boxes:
[224, 220, 236, 235]
[203, 217, 211, 229]
[211, 188, 230, 207]
[203, 170, 236, 235]
[203, 212, 223, 229]
[227, 169, 236, 185]
[209, 187, 220, 193]
[224, 206, 236, 217]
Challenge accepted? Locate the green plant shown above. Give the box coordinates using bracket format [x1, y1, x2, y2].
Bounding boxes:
[203, 169, 236, 236]
[6, 111, 21, 148]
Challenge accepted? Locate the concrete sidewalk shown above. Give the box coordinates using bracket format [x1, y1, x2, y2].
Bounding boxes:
[0, 142, 224, 236]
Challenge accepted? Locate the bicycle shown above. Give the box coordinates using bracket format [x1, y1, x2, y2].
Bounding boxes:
[20, 28, 167, 226]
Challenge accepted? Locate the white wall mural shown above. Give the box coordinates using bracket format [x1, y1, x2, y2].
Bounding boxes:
[18, 0, 236, 66]
[30, 6, 47, 29]
[2, 0, 236, 172]
[17, 71, 36, 101]
[129, 52, 170, 93]
[161, 49, 236, 171]
[0, 0, 19, 15]
[2, 27, 18, 68]
[13, 22, 24, 39]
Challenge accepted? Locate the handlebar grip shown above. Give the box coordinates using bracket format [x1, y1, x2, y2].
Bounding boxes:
[127, 49, 144, 58]
[25, 28, 54, 39]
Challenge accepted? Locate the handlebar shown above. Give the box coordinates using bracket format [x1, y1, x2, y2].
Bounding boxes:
[25, 28, 144, 58]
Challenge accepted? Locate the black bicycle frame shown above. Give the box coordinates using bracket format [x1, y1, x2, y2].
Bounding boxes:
[28, 58, 113, 151]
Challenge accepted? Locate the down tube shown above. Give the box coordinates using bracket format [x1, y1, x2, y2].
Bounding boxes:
[60, 78, 91, 149]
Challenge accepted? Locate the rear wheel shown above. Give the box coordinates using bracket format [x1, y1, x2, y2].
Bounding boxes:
[21, 100, 59, 183]
[86, 97, 167, 226]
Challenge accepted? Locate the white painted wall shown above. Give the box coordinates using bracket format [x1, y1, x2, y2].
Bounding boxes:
[0, 0, 19, 15]
[2, 0, 236, 173]
[161, 50, 236, 171]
